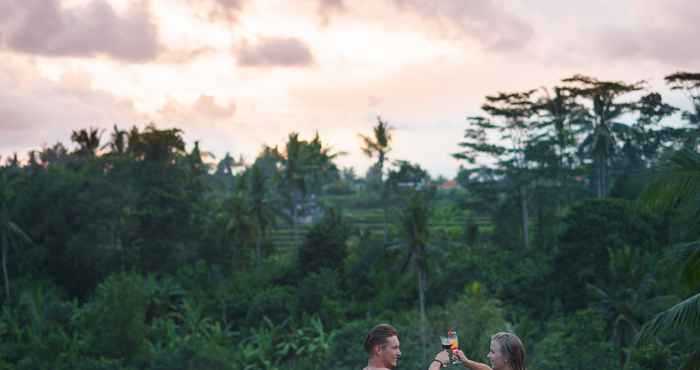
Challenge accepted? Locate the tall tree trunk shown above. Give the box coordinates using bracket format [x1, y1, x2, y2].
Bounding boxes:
[595, 153, 605, 199]
[417, 258, 427, 364]
[381, 167, 388, 247]
[602, 157, 608, 198]
[519, 186, 529, 249]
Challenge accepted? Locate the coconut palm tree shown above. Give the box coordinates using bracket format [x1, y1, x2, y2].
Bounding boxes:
[274, 132, 342, 246]
[104, 125, 127, 155]
[71, 127, 102, 157]
[396, 190, 433, 363]
[562, 75, 644, 198]
[587, 246, 660, 369]
[637, 148, 700, 369]
[359, 116, 393, 245]
[246, 163, 280, 266]
[219, 192, 255, 267]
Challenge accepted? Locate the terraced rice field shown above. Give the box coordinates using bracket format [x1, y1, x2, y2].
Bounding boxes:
[266, 194, 493, 250]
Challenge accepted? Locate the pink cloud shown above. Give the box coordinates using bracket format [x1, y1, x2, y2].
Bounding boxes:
[391, 0, 534, 51]
[318, 0, 346, 25]
[158, 95, 236, 123]
[235, 37, 314, 67]
[186, 0, 245, 23]
[0, 61, 147, 153]
[593, 0, 700, 64]
[0, 0, 160, 62]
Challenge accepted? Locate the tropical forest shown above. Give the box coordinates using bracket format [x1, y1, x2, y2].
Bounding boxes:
[1, 72, 699, 370]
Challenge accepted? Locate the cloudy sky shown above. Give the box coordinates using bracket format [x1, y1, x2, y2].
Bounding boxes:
[1, 0, 699, 177]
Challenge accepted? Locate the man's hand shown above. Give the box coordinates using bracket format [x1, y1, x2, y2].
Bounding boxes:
[429, 350, 450, 369]
[435, 350, 450, 364]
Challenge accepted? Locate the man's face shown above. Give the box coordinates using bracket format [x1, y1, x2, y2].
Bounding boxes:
[379, 335, 401, 369]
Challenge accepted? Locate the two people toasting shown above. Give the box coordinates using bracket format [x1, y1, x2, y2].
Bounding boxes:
[362, 324, 525, 370]
[430, 331, 525, 370]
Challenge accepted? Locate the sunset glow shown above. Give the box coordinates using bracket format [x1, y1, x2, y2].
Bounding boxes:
[1, 0, 698, 176]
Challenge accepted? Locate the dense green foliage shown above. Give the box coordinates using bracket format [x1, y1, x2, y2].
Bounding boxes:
[1, 72, 699, 369]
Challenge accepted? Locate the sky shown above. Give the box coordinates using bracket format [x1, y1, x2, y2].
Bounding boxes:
[1, 0, 699, 177]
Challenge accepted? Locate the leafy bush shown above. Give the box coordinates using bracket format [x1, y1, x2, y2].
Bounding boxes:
[83, 272, 150, 362]
[296, 268, 343, 326]
[551, 199, 665, 311]
[246, 286, 295, 325]
[151, 337, 237, 370]
[628, 343, 676, 370]
[297, 208, 352, 276]
[531, 309, 616, 370]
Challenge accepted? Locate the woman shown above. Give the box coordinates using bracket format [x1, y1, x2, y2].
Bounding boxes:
[429, 332, 525, 370]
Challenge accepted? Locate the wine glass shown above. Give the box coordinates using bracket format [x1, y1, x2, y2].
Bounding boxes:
[440, 335, 451, 351]
[438, 336, 451, 367]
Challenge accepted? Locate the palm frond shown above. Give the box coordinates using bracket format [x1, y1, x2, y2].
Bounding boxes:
[7, 221, 34, 247]
[636, 292, 700, 345]
[662, 241, 700, 291]
[681, 242, 700, 291]
[586, 282, 610, 301]
[681, 349, 700, 370]
[640, 149, 700, 213]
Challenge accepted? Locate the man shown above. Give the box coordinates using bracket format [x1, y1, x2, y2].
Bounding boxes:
[362, 323, 401, 370]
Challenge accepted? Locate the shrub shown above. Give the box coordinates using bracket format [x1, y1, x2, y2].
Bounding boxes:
[83, 272, 150, 362]
[246, 286, 295, 325]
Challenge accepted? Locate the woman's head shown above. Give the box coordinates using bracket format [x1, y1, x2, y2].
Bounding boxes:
[487, 332, 525, 370]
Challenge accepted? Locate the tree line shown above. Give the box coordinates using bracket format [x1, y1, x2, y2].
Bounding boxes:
[0, 72, 698, 370]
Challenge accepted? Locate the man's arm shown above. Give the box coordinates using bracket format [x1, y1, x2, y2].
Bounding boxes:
[428, 350, 450, 370]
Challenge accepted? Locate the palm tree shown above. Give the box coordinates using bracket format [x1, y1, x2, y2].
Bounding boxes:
[274, 132, 342, 246]
[359, 116, 393, 245]
[0, 172, 34, 300]
[70, 127, 102, 157]
[587, 246, 659, 369]
[246, 163, 279, 267]
[218, 192, 255, 267]
[398, 190, 432, 363]
[562, 75, 643, 198]
[104, 125, 127, 155]
[128, 124, 185, 163]
[276, 133, 309, 245]
[637, 149, 700, 369]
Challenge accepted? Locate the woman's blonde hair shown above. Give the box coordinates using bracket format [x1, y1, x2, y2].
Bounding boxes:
[491, 332, 525, 370]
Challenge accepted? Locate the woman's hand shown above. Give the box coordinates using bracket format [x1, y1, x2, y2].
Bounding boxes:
[453, 349, 469, 364]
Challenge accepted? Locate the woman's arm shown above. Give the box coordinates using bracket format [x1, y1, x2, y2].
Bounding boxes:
[453, 350, 493, 370]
